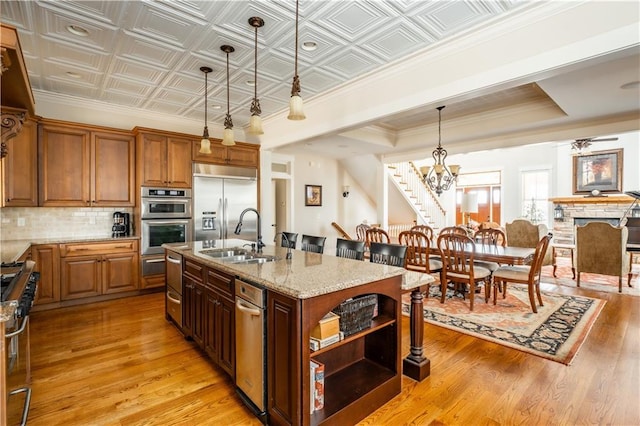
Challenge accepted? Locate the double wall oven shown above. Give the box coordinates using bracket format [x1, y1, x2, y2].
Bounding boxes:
[140, 188, 193, 280]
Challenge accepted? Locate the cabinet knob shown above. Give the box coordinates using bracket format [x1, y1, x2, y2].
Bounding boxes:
[6, 198, 10, 202]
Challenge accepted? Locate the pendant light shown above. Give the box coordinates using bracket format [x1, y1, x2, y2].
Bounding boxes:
[248, 17, 265, 135]
[221, 45, 235, 146]
[198, 66, 213, 154]
[419, 106, 460, 196]
[287, 0, 305, 120]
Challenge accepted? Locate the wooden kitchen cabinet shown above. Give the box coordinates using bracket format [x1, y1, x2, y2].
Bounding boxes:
[59, 240, 139, 301]
[2, 117, 38, 207]
[192, 139, 259, 169]
[31, 244, 60, 305]
[136, 129, 192, 188]
[39, 120, 135, 207]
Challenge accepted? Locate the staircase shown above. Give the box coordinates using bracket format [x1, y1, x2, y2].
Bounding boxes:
[387, 162, 447, 233]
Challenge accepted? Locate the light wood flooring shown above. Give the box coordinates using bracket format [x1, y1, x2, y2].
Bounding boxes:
[25, 282, 640, 425]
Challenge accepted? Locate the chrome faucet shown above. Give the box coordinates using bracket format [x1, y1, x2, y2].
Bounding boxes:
[234, 208, 264, 253]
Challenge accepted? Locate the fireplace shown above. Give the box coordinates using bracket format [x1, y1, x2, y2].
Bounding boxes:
[574, 217, 621, 226]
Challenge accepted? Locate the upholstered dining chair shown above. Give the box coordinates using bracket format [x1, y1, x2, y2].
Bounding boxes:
[279, 231, 298, 249]
[575, 222, 630, 292]
[301, 234, 327, 254]
[335, 238, 366, 261]
[398, 230, 442, 274]
[437, 233, 492, 311]
[505, 219, 552, 266]
[491, 233, 552, 313]
[365, 227, 390, 249]
[369, 242, 407, 267]
[355, 223, 370, 241]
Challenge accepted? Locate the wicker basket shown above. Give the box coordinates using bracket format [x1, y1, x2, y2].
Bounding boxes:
[332, 294, 377, 337]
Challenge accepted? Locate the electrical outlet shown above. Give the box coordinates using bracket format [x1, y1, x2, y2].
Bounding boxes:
[17, 217, 26, 227]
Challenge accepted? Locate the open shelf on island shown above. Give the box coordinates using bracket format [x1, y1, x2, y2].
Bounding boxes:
[310, 358, 396, 426]
[310, 314, 395, 356]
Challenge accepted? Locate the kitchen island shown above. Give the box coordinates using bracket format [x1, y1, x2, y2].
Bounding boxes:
[164, 240, 433, 426]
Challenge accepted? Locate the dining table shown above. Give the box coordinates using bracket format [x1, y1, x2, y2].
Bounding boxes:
[429, 243, 536, 265]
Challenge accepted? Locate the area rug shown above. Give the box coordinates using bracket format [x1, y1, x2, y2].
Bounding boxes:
[541, 256, 640, 296]
[402, 285, 606, 365]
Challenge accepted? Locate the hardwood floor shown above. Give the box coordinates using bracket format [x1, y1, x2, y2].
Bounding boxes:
[26, 283, 639, 425]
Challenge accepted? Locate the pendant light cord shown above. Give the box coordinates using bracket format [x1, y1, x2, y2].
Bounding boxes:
[294, 0, 299, 77]
[254, 25, 258, 99]
[226, 52, 230, 116]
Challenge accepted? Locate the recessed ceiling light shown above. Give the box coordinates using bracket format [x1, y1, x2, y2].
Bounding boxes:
[246, 80, 255, 87]
[66, 71, 82, 79]
[211, 105, 222, 110]
[620, 81, 640, 90]
[301, 41, 317, 51]
[66, 25, 89, 37]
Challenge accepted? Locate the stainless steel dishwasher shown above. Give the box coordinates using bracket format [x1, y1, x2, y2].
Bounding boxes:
[235, 278, 267, 421]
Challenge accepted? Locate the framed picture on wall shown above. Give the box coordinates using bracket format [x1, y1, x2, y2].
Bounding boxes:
[305, 185, 322, 206]
[573, 148, 623, 195]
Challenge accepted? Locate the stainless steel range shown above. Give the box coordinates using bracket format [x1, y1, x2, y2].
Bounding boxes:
[1, 260, 39, 426]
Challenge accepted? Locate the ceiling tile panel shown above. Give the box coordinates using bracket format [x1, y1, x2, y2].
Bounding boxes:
[101, 90, 147, 108]
[116, 36, 183, 69]
[143, 100, 189, 115]
[37, 36, 108, 71]
[417, 1, 489, 35]
[109, 58, 167, 85]
[320, 47, 384, 80]
[36, 0, 128, 26]
[104, 76, 157, 97]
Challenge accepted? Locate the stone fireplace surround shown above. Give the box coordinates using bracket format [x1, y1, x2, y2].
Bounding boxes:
[550, 195, 635, 245]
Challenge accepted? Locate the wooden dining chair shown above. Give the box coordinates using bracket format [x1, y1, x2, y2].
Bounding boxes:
[369, 242, 407, 267]
[439, 226, 469, 236]
[411, 225, 435, 243]
[365, 227, 390, 249]
[301, 234, 327, 254]
[355, 223, 370, 241]
[280, 232, 298, 249]
[398, 230, 442, 274]
[473, 228, 507, 272]
[491, 233, 552, 313]
[335, 238, 366, 261]
[437, 233, 492, 311]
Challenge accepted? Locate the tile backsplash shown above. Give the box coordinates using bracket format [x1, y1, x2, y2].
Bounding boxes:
[0, 207, 134, 241]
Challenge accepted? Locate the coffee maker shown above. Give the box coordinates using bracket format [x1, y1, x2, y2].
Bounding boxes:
[112, 212, 130, 237]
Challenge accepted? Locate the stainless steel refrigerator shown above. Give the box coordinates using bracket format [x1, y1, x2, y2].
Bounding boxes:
[193, 163, 258, 242]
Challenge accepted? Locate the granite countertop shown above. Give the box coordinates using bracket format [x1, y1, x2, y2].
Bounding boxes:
[164, 240, 434, 299]
[0, 236, 140, 263]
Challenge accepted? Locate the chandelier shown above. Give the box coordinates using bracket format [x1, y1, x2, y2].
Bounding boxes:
[419, 106, 460, 196]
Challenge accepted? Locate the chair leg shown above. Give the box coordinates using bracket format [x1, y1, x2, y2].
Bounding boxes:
[493, 280, 499, 305]
[535, 281, 544, 307]
[618, 276, 622, 293]
[440, 272, 447, 304]
[576, 271, 581, 287]
[485, 278, 491, 303]
[469, 282, 475, 311]
[528, 283, 538, 314]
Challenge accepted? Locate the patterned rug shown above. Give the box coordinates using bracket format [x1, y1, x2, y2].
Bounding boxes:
[541, 256, 640, 296]
[402, 284, 606, 365]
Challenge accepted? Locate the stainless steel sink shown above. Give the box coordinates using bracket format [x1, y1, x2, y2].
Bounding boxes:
[199, 247, 277, 264]
[200, 248, 249, 258]
[231, 256, 277, 264]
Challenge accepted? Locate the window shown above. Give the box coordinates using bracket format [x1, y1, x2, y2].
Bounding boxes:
[456, 171, 501, 224]
[521, 169, 550, 227]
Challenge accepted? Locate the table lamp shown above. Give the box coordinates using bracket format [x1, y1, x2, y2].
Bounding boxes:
[461, 193, 479, 227]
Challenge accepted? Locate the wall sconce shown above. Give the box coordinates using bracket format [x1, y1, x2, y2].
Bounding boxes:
[554, 205, 565, 221]
[632, 204, 640, 218]
[342, 185, 350, 198]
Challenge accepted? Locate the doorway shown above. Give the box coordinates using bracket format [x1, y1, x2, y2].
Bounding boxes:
[269, 155, 294, 242]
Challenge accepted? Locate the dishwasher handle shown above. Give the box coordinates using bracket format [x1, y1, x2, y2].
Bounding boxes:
[236, 299, 261, 316]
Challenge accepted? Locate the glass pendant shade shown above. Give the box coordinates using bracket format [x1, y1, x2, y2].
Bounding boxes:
[199, 135, 211, 154]
[249, 114, 263, 135]
[222, 127, 235, 146]
[288, 94, 305, 120]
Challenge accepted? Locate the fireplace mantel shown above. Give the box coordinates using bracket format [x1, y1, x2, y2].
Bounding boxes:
[550, 195, 633, 204]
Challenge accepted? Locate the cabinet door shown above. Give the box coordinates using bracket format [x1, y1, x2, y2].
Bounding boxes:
[217, 294, 235, 377]
[192, 281, 206, 347]
[31, 244, 60, 305]
[92, 131, 135, 206]
[192, 139, 227, 164]
[140, 133, 167, 187]
[39, 124, 91, 206]
[226, 145, 259, 168]
[166, 137, 192, 188]
[61, 255, 101, 300]
[102, 252, 139, 294]
[3, 118, 38, 206]
[204, 288, 219, 362]
[182, 275, 195, 338]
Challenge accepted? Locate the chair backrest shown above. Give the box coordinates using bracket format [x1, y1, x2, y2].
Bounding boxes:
[528, 233, 553, 282]
[437, 233, 476, 278]
[505, 219, 547, 248]
[439, 226, 468, 236]
[355, 223, 370, 241]
[410, 225, 434, 243]
[575, 222, 629, 276]
[335, 238, 366, 261]
[365, 227, 390, 249]
[280, 232, 298, 249]
[301, 234, 327, 254]
[474, 228, 506, 247]
[369, 242, 407, 267]
[398, 230, 433, 273]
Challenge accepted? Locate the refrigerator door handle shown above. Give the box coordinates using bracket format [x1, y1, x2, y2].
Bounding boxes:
[224, 198, 229, 239]
[218, 198, 223, 239]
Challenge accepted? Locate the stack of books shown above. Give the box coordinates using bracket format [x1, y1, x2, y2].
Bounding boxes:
[310, 312, 342, 351]
[310, 359, 324, 413]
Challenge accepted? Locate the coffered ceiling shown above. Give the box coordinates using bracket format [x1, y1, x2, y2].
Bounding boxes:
[2, 1, 639, 160]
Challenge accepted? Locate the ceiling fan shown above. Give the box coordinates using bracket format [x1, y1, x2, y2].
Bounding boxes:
[571, 137, 619, 155]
